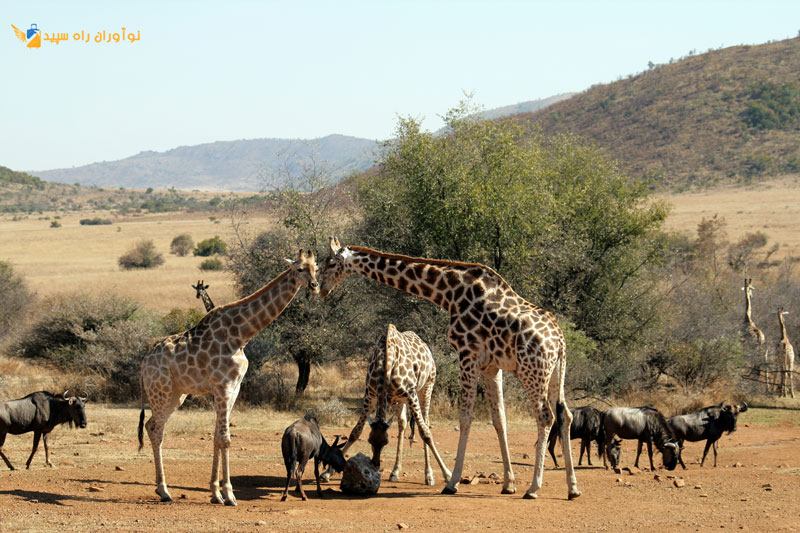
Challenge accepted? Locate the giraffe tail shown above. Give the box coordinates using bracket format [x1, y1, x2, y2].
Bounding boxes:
[138, 371, 146, 452]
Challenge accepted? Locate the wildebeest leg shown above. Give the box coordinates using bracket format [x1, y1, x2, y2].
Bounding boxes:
[25, 431, 41, 469]
[0, 431, 16, 470]
[321, 391, 375, 482]
[634, 440, 643, 468]
[700, 439, 714, 467]
[584, 438, 592, 466]
[314, 459, 324, 498]
[677, 441, 687, 469]
[296, 462, 308, 501]
[42, 432, 54, 467]
[281, 464, 293, 501]
[389, 402, 408, 483]
[547, 429, 560, 468]
[646, 440, 655, 471]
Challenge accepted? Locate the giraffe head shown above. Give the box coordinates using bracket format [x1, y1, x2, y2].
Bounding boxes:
[743, 278, 754, 296]
[366, 412, 394, 468]
[288, 249, 320, 294]
[192, 280, 209, 299]
[320, 237, 350, 297]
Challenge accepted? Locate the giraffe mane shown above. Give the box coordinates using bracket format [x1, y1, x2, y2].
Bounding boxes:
[347, 246, 512, 287]
[214, 267, 292, 310]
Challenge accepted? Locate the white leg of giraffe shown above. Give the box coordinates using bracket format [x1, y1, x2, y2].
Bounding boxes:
[442, 360, 478, 494]
[321, 392, 376, 481]
[389, 402, 407, 482]
[419, 380, 436, 485]
[405, 389, 451, 485]
[145, 387, 187, 502]
[210, 377, 243, 506]
[483, 368, 516, 494]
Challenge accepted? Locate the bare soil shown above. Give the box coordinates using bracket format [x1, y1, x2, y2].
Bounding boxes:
[1, 406, 799, 532]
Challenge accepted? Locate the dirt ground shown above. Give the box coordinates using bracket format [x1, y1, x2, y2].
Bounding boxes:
[1, 406, 799, 532]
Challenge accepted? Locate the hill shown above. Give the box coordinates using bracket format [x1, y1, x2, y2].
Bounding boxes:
[31, 134, 379, 191]
[520, 37, 800, 189]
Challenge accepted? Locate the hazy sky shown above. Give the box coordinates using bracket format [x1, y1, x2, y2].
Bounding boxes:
[2, 1, 799, 171]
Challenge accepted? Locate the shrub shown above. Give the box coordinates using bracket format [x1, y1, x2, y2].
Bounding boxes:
[0, 261, 33, 339]
[170, 234, 194, 256]
[199, 258, 223, 271]
[238, 363, 295, 409]
[79, 217, 112, 225]
[118, 240, 165, 270]
[162, 307, 204, 335]
[49, 220, 61, 228]
[194, 236, 227, 256]
[313, 397, 349, 426]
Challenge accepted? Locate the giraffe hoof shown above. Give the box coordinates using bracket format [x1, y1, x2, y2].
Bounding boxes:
[568, 490, 582, 500]
[389, 474, 400, 482]
[160, 495, 174, 503]
[441, 486, 458, 495]
[224, 499, 237, 507]
[522, 491, 538, 500]
[501, 487, 517, 495]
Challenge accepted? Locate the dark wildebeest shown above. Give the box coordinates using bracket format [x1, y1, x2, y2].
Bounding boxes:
[281, 413, 346, 501]
[667, 402, 748, 468]
[0, 390, 88, 470]
[603, 406, 680, 471]
[547, 404, 605, 467]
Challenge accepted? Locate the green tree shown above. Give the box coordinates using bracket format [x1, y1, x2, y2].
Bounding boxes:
[118, 240, 165, 270]
[170, 234, 194, 256]
[193, 236, 227, 256]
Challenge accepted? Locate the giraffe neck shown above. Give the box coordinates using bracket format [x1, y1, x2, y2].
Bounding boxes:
[744, 289, 754, 323]
[215, 268, 303, 344]
[200, 291, 215, 312]
[779, 313, 789, 343]
[344, 247, 511, 315]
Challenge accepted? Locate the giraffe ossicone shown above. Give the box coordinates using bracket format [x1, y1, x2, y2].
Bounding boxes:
[139, 249, 319, 505]
[320, 237, 580, 500]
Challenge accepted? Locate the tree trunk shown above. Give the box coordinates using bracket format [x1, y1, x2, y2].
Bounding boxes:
[294, 351, 312, 396]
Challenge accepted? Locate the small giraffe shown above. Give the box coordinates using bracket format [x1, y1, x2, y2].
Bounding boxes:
[138, 249, 319, 505]
[777, 307, 795, 398]
[321, 324, 451, 485]
[319, 238, 580, 500]
[193, 280, 215, 312]
[742, 278, 770, 393]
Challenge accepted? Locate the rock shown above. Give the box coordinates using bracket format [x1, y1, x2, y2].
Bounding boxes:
[623, 466, 641, 476]
[700, 494, 708, 498]
[340, 453, 381, 495]
[257, 520, 267, 526]
[60, 460, 75, 467]
[488, 472, 499, 480]
[673, 478, 685, 488]
[469, 477, 481, 485]
[179, 494, 188, 499]
[615, 478, 622, 483]
[87, 486, 103, 492]
[397, 523, 409, 530]
[694, 485, 702, 489]
[654, 474, 663, 482]
[613, 468, 622, 474]
[115, 466, 125, 471]
[732, 462, 742, 468]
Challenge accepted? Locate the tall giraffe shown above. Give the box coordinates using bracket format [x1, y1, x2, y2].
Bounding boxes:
[138, 250, 319, 505]
[777, 307, 795, 398]
[319, 238, 580, 500]
[742, 278, 769, 393]
[193, 280, 215, 312]
[321, 324, 451, 485]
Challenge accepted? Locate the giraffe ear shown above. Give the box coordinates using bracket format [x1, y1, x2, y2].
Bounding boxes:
[329, 236, 341, 255]
[285, 258, 294, 265]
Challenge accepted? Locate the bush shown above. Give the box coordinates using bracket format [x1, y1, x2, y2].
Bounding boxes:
[118, 240, 165, 270]
[194, 236, 227, 257]
[170, 234, 194, 256]
[313, 397, 349, 426]
[238, 363, 295, 409]
[161, 307, 204, 335]
[79, 217, 112, 225]
[0, 261, 33, 339]
[199, 258, 223, 271]
[49, 220, 61, 228]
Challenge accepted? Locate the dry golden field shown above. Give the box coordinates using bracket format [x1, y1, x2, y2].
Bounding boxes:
[1, 175, 800, 314]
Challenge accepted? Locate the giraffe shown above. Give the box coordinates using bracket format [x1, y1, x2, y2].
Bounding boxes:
[138, 249, 319, 505]
[777, 307, 795, 398]
[193, 280, 215, 312]
[321, 324, 451, 485]
[742, 278, 770, 393]
[319, 238, 580, 500]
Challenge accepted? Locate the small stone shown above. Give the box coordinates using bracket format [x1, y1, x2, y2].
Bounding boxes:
[460, 477, 472, 484]
[398, 523, 409, 530]
[694, 485, 702, 489]
[257, 521, 267, 527]
[613, 467, 622, 474]
[73, 452, 80, 456]
[476, 472, 487, 478]
[87, 486, 103, 492]
[479, 479, 492, 484]
[469, 477, 481, 485]
[115, 465, 125, 471]
[453, 426, 460, 431]
[732, 462, 742, 468]
[615, 478, 622, 483]
[700, 494, 708, 498]
[740, 497, 748, 502]
[654, 474, 663, 482]
[522, 453, 530, 459]
[61, 460, 75, 467]
[673, 478, 685, 488]
[180, 494, 188, 499]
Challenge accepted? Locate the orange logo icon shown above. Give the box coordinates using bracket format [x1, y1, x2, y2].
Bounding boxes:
[11, 23, 41, 48]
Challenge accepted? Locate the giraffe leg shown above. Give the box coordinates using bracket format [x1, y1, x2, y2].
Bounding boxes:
[442, 361, 478, 495]
[321, 390, 375, 482]
[522, 387, 554, 499]
[211, 378, 243, 506]
[419, 380, 437, 485]
[389, 403, 407, 482]
[404, 389, 451, 486]
[483, 368, 516, 494]
[145, 388, 186, 503]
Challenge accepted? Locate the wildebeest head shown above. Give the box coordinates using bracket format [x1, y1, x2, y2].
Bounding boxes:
[720, 401, 747, 434]
[63, 391, 88, 429]
[322, 436, 347, 473]
[367, 411, 394, 468]
[607, 437, 622, 468]
[662, 441, 680, 470]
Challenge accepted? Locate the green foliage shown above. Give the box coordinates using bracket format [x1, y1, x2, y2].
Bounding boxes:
[49, 220, 61, 228]
[742, 81, 800, 130]
[118, 240, 165, 270]
[199, 257, 223, 271]
[170, 233, 194, 256]
[161, 307, 204, 335]
[0, 261, 33, 338]
[79, 217, 112, 225]
[0, 166, 45, 189]
[193, 236, 227, 256]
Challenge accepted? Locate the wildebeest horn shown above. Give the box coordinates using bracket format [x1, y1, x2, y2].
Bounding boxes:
[63, 390, 69, 399]
[386, 413, 395, 427]
[739, 401, 748, 412]
[332, 435, 340, 447]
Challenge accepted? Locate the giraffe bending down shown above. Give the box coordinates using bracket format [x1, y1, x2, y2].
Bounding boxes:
[319, 238, 580, 500]
[777, 307, 795, 398]
[321, 324, 451, 485]
[138, 250, 319, 505]
[742, 278, 770, 393]
[193, 280, 215, 312]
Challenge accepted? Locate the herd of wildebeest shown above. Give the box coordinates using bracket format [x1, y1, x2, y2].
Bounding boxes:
[0, 240, 773, 505]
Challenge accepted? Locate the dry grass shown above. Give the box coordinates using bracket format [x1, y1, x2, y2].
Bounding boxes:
[0, 355, 84, 400]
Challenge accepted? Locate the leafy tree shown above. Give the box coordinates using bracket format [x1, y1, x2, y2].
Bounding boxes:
[194, 236, 227, 257]
[0, 261, 33, 338]
[170, 234, 194, 256]
[118, 240, 165, 270]
[199, 258, 223, 271]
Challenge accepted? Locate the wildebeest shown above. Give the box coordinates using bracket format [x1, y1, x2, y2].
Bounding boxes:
[547, 404, 606, 467]
[281, 413, 346, 501]
[667, 402, 748, 468]
[0, 390, 88, 470]
[603, 406, 680, 471]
